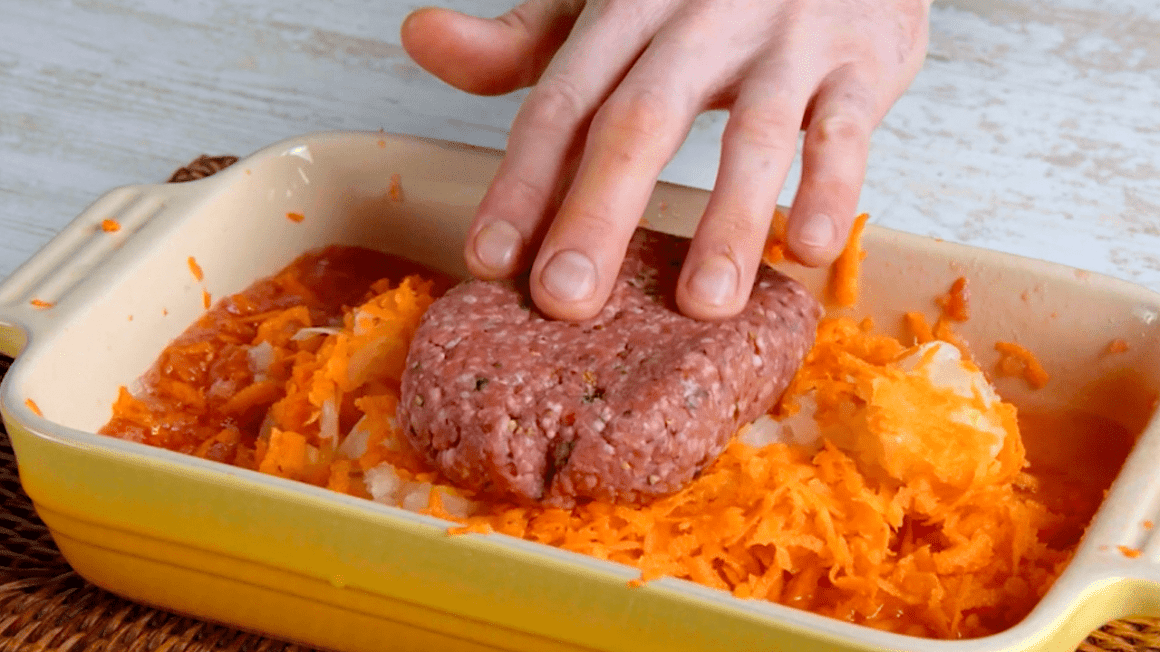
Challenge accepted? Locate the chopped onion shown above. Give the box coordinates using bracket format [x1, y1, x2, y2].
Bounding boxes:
[290, 327, 341, 341]
[401, 482, 433, 512]
[257, 412, 276, 444]
[352, 309, 373, 336]
[738, 415, 784, 448]
[247, 341, 274, 381]
[319, 396, 340, 445]
[778, 393, 821, 447]
[898, 342, 1005, 455]
[739, 395, 822, 450]
[338, 416, 372, 459]
[305, 444, 321, 465]
[364, 463, 404, 503]
[434, 487, 478, 519]
[899, 342, 999, 406]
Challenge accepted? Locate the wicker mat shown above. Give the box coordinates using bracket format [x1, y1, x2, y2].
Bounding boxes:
[0, 157, 1154, 652]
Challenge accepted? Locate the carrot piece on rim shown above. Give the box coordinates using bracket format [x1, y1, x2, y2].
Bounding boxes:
[937, 277, 970, 322]
[827, 213, 870, 307]
[188, 256, 204, 282]
[994, 341, 1050, 389]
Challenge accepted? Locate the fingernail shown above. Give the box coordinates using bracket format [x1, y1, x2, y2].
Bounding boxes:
[687, 255, 739, 308]
[797, 213, 836, 250]
[540, 250, 597, 303]
[473, 220, 522, 271]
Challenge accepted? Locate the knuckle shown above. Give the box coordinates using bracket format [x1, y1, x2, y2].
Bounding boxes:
[521, 76, 586, 132]
[810, 114, 870, 149]
[593, 88, 677, 144]
[724, 106, 799, 155]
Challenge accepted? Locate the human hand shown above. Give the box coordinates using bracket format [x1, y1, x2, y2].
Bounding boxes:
[401, 0, 930, 320]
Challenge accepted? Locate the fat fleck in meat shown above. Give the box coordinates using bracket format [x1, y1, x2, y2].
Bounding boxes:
[399, 229, 822, 506]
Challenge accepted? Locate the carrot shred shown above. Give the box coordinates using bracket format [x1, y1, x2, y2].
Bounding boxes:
[827, 213, 870, 307]
[937, 277, 970, 322]
[904, 312, 934, 344]
[187, 255, 204, 280]
[995, 342, 1050, 389]
[29, 299, 54, 309]
[761, 209, 795, 266]
[258, 428, 308, 480]
[202, 289, 212, 309]
[1107, 339, 1129, 354]
[24, 399, 42, 417]
[1118, 545, 1142, 559]
[388, 173, 404, 202]
[286, 212, 305, 223]
[1144, 520, 1155, 531]
[101, 219, 121, 232]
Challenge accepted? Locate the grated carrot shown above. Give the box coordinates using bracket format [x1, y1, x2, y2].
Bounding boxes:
[101, 219, 121, 232]
[258, 428, 308, 480]
[29, 298, 54, 309]
[827, 213, 870, 307]
[1118, 545, 1142, 559]
[24, 398, 42, 417]
[995, 342, 1050, 389]
[202, 289, 212, 309]
[937, 277, 970, 322]
[904, 312, 934, 344]
[761, 209, 793, 266]
[1145, 520, 1155, 531]
[286, 212, 305, 223]
[188, 256, 204, 282]
[388, 173, 404, 202]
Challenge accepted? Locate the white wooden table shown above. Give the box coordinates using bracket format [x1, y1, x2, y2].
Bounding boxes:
[1, 0, 1158, 294]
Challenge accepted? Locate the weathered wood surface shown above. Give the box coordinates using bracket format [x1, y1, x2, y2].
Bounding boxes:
[1, 0, 1158, 291]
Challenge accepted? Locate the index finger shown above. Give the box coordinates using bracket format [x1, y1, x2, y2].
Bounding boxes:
[529, 83, 697, 320]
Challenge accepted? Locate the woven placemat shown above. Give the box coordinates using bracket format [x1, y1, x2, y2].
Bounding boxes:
[0, 157, 1154, 651]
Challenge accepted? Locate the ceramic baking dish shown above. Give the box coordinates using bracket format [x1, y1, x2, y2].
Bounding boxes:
[0, 131, 1158, 652]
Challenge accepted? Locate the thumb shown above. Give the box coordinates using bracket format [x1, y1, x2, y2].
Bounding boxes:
[401, 0, 584, 97]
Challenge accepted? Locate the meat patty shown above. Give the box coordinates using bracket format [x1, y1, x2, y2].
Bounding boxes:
[398, 229, 822, 506]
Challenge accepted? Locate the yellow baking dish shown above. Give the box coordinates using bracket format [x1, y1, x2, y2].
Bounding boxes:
[0, 131, 1158, 652]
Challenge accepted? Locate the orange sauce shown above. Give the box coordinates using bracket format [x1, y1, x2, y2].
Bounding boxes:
[1017, 410, 1136, 549]
[99, 246, 452, 459]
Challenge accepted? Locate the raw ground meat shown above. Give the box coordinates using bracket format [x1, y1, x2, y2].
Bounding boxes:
[399, 229, 822, 506]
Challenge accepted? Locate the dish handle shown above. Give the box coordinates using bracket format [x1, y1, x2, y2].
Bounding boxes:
[1073, 440, 1160, 621]
[1085, 548, 1160, 622]
[0, 182, 202, 358]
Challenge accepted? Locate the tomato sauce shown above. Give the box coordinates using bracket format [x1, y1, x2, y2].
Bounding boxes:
[99, 246, 452, 465]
